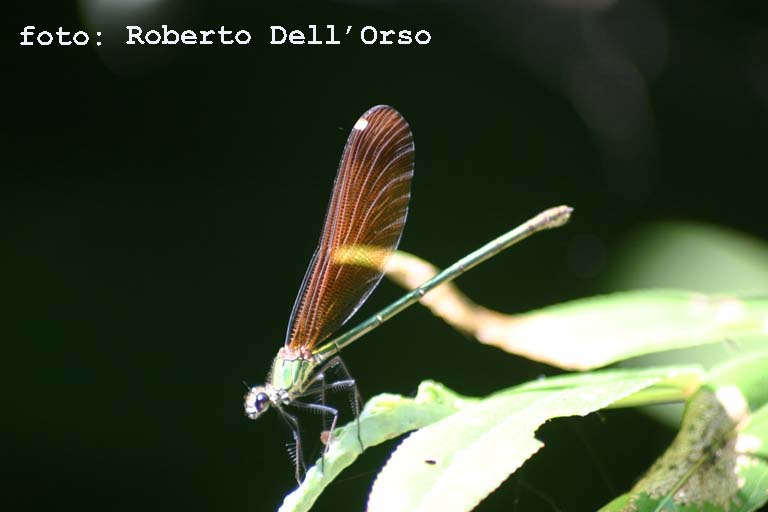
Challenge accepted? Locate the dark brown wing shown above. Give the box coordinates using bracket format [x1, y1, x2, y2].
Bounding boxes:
[285, 105, 414, 350]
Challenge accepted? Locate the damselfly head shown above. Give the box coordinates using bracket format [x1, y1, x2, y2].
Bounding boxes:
[244, 385, 271, 420]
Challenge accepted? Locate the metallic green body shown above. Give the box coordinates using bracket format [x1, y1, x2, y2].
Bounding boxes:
[269, 354, 318, 400]
[313, 206, 574, 357]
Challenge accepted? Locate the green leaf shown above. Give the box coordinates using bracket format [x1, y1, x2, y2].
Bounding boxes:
[277, 381, 476, 512]
[735, 403, 768, 511]
[366, 366, 702, 512]
[603, 221, 768, 294]
[472, 290, 768, 370]
[600, 352, 768, 512]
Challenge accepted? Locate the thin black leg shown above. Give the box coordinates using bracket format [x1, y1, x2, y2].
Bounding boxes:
[287, 354, 365, 478]
[291, 400, 340, 474]
[277, 408, 306, 483]
[321, 356, 364, 452]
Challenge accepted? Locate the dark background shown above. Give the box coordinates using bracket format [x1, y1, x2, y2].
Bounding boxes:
[5, 1, 768, 511]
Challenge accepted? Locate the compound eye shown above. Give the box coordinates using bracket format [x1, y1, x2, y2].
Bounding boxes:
[255, 392, 270, 412]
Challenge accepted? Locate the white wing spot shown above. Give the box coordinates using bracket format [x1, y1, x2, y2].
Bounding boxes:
[353, 117, 369, 130]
